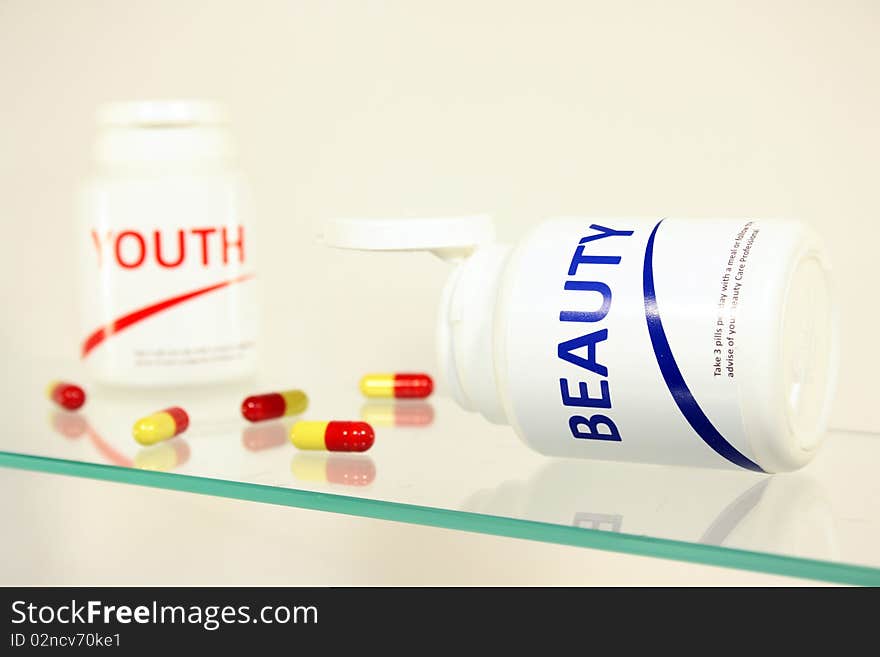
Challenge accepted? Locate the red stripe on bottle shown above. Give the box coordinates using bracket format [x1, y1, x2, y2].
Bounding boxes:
[81, 274, 254, 358]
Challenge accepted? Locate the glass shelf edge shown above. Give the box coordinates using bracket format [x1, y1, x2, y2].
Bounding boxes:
[2, 450, 878, 586]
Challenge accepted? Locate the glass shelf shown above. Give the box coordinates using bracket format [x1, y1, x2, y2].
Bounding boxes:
[3, 355, 879, 586]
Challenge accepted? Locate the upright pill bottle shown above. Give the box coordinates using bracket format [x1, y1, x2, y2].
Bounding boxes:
[78, 101, 258, 386]
[324, 215, 838, 473]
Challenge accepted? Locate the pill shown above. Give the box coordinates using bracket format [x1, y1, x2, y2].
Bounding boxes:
[361, 401, 435, 427]
[291, 453, 376, 486]
[290, 421, 375, 452]
[134, 439, 191, 471]
[241, 422, 288, 451]
[241, 390, 308, 422]
[46, 381, 86, 410]
[132, 406, 189, 445]
[359, 373, 433, 399]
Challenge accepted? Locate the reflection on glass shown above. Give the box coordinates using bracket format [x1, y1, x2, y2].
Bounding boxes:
[291, 453, 376, 487]
[699, 479, 769, 545]
[49, 410, 133, 467]
[50, 410, 88, 440]
[83, 424, 133, 467]
[133, 438, 191, 472]
[700, 475, 838, 557]
[572, 512, 622, 532]
[241, 421, 288, 451]
[462, 459, 838, 561]
[360, 401, 434, 427]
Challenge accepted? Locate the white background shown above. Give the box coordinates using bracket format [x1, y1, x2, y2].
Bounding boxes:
[0, 1, 876, 584]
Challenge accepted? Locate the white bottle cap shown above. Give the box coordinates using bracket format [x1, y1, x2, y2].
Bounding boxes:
[321, 215, 496, 260]
[321, 214, 505, 419]
[94, 100, 234, 167]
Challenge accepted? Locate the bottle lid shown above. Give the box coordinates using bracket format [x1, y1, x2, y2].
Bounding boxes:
[98, 100, 227, 127]
[321, 215, 495, 258]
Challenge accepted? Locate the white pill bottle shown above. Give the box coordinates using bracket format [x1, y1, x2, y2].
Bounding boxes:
[325, 215, 838, 473]
[78, 101, 258, 386]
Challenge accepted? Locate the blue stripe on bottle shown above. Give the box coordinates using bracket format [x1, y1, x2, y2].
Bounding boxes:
[642, 220, 764, 473]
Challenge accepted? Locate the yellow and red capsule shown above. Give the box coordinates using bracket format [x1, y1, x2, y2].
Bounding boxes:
[290, 421, 374, 452]
[241, 389, 308, 422]
[359, 373, 433, 399]
[46, 381, 86, 410]
[132, 407, 189, 446]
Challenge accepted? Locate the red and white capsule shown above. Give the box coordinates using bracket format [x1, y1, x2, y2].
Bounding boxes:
[359, 373, 433, 399]
[290, 421, 375, 452]
[46, 381, 86, 410]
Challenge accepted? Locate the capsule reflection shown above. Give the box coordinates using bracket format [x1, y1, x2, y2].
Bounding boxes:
[291, 452, 376, 486]
[50, 410, 88, 439]
[134, 438, 191, 472]
[241, 422, 288, 452]
[360, 401, 434, 427]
